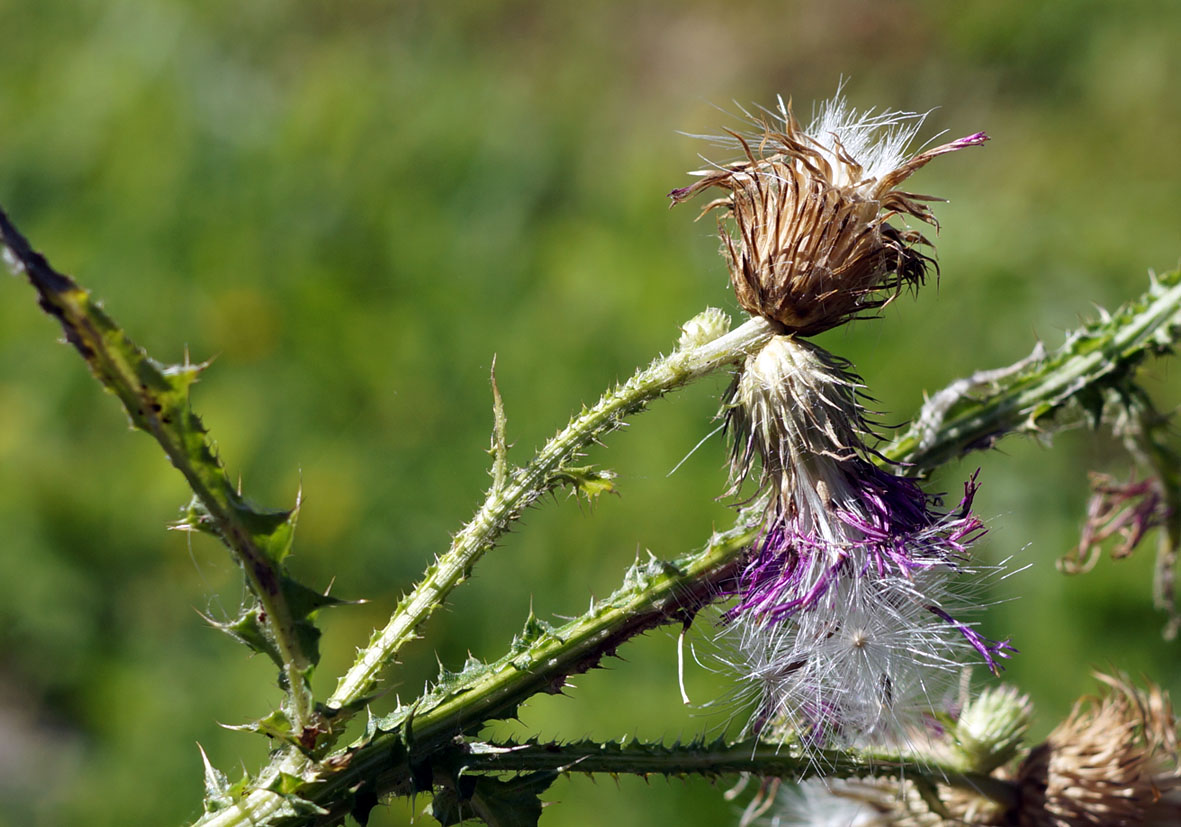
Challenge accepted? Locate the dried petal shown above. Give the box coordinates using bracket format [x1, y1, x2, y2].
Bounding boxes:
[674, 95, 986, 335]
[1012, 673, 1181, 826]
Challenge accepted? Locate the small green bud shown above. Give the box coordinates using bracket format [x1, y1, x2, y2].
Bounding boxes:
[678, 307, 731, 349]
[952, 683, 1033, 773]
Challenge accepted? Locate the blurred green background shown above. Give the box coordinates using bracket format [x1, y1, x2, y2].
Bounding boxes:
[1, 1, 1179, 825]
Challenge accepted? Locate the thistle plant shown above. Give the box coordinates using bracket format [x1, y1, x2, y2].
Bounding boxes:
[673, 98, 1008, 748]
[3, 90, 1181, 827]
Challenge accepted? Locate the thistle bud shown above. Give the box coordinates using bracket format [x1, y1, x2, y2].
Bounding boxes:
[678, 306, 732, 349]
[672, 95, 986, 335]
[952, 684, 1034, 774]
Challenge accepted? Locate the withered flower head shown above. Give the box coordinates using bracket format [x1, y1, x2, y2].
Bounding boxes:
[720, 336, 1011, 746]
[671, 95, 987, 335]
[1012, 672, 1181, 826]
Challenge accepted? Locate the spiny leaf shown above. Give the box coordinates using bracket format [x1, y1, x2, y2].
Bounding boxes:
[264, 771, 330, 818]
[199, 744, 234, 813]
[205, 577, 348, 672]
[282, 575, 350, 619]
[434, 655, 495, 700]
[172, 496, 221, 538]
[621, 552, 680, 591]
[550, 465, 618, 501]
[208, 601, 282, 668]
[431, 772, 556, 827]
[510, 612, 556, 655]
[0, 207, 332, 732]
[224, 709, 297, 744]
[282, 575, 353, 668]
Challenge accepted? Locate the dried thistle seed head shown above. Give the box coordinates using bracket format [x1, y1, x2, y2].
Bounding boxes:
[671, 95, 987, 335]
[1012, 673, 1181, 827]
[769, 778, 907, 826]
[718, 336, 1012, 747]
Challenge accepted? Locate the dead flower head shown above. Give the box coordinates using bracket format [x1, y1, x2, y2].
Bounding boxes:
[1012, 672, 1181, 826]
[671, 94, 987, 335]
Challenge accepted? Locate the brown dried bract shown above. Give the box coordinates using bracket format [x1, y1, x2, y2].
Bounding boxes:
[671, 101, 986, 335]
[1011, 673, 1181, 826]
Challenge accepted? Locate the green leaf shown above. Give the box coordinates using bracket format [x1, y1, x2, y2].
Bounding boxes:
[198, 745, 234, 813]
[224, 709, 296, 743]
[265, 771, 330, 818]
[0, 208, 335, 731]
[239, 501, 299, 567]
[431, 773, 556, 827]
[208, 601, 282, 668]
[281, 574, 351, 669]
[550, 465, 617, 501]
[509, 612, 556, 656]
[206, 578, 349, 675]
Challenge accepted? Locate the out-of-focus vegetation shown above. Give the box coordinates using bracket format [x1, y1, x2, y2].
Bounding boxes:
[0, 2, 1178, 825]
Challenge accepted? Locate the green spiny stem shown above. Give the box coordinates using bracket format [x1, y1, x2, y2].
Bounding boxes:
[196, 272, 1181, 826]
[193, 509, 762, 827]
[323, 315, 775, 714]
[399, 519, 757, 742]
[882, 269, 1181, 473]
[441, 738, 1020, 812]
[0, 208, 317, 734]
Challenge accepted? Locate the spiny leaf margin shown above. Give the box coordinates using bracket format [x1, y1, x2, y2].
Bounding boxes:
[0, 206, 339, 738]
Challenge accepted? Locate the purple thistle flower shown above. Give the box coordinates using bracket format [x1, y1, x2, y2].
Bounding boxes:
[720, 335, 1013, 745]
[726, 472, 986, 626]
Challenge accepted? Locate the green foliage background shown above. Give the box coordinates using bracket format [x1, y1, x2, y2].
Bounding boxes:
[0, 2, 1179, 825]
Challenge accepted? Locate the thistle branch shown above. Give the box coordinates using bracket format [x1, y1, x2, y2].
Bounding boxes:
[439, 738, 1020, 811]
[0, 207, 322, 735]
[883, 269, 1181, 474]
[192, 510, 762, 826]
[10, 197, 1180, 826]
[323, 314, 775, 715]
[193, 271, 1181, 825]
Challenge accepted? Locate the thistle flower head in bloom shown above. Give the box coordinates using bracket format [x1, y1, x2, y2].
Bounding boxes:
[671, 94, 986, 335]
[719, 335, 1013, 745]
